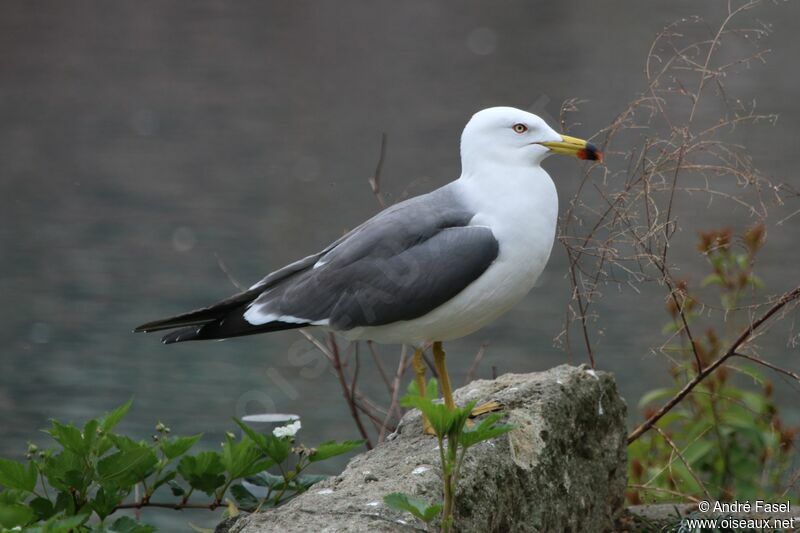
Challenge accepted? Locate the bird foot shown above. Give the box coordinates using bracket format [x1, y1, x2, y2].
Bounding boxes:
[469, 400, 503, 418]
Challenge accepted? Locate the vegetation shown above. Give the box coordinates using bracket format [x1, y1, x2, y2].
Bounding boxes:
[0, 401, 362, 532]
[628, 226, 798, 503]
[552, 0, 800, 507]
[383, 379, 513, 532]
[5, 2, 800, 531]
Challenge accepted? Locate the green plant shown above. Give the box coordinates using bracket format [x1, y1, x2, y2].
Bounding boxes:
[0, 400, 362, 532]
[383, 380, 513, 532]
[628, 226, 798, 504]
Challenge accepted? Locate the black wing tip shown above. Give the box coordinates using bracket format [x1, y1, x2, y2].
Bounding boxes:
[133, 317, 216, 334]
[161, 326, 204, 345]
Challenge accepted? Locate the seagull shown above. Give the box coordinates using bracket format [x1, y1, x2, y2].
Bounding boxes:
[135, 106, 601, 415]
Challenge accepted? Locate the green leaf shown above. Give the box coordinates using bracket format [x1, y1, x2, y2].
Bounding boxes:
[722, 408, 765, 442]
[150, 470, 177, 493]
[720, 292, 736, 311]
[637, 388, 676, 408]
[46, 420, 86, 455]
[0, 489, 26, 505]
[448, 402, 475, 440]
[669, 462, 703, 495]
[161, 434, 202, 460]
[221, 434, 264, 479]
[29, 513, 90, 533]
[29, 496, 55, 521]
[107, 434, 143, 452]
[91, 486, 125, 520]
[244, 459, 274, 478]
[0, 458, 37, 492]
[683, 440, 714, 466]
[401, 395, 455, 436]
[97, 445, 158, 487]
[233, 419, 268, 449]
[101, 399, 133, 432]
[82, 419, 99, 455]
[108, 516, 157, 533]
[55, 489, 78, 515]
[383, 492, 442, 523]
[309, 440, 365, 463]
[168, 479, 185, 497]
[425, 378, 439, 400]
[735, 253, 748, 269]
[747, 274, 764, 289]
[740, 390, 768, 414]
[245, 472, 286, 490]
[261, 434, 292, 464]
[660, 321, 681, 335]
[729, 364, 764, 384]
[459, 413, 514, 449]
[407, 377, 439, 400]
[177, 452, 226, 495]
[230, 484, 259, 510]
[700, 273, 724, 287]
[294, 473, 327, 490]
[0, 502, 34, 528]
[43, 450, 92, 493]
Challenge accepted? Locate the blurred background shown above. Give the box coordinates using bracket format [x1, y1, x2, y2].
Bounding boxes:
[1, 1, 798, 528]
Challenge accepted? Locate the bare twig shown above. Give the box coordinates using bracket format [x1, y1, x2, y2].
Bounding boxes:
[733, 352, 800, 382]
[328, 333, 373, 449]
[214, 252, 246, 290]
[366, 340, 393, 393]
[368, 132, 388, 209]
[379, 346, 409, 442]
[115, 500, 223, 511]
[653, 426, 713, 501]
[627, 484, 702, 503]
[464, 343, 488, 385]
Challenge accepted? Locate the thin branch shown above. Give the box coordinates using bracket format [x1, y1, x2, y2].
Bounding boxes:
[664, 277, 705, 373]
[379, 346, 408, 442]
[329, 333, 373, 449]
[628, 484, 702, 503]
[653, 426, 713, 501]
[464, 343, 488, 385]
[733, 352, 800, 382]
[114, 500, 222, 511]
[368, 132, 388, 209]
[214, 252, 246, 291]
[298, 330, 334, 364]
[366, 340, 393, 393]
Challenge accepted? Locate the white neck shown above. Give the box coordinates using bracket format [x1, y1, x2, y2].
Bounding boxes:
[456, 163, 557, 223]
[454, 162, 559, 280]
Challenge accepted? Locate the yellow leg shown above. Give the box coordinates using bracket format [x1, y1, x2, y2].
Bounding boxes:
[412, 348, 434, 434]
[433, 342, 456, 410]
[433, 342, 503, 419]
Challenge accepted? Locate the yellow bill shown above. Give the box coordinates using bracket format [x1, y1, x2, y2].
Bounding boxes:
[539, 134, 602, 161]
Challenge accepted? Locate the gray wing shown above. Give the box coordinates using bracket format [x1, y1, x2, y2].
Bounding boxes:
[246, 185, 499, 330]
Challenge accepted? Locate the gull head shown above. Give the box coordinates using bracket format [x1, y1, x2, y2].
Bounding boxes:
[460, 107, 602, 170]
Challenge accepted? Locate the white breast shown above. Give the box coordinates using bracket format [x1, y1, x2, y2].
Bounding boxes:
[343, 166, 559, 346]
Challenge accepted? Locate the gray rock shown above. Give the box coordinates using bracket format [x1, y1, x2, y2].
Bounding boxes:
[222, 364, 627, 533]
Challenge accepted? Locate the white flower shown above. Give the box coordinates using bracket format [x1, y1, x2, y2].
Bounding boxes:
[272, 420, 302, 439]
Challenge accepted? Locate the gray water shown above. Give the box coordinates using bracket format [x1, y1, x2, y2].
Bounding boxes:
[2, 1, 799, 529]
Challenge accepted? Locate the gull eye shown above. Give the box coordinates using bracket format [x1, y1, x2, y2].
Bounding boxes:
[512, 123, 528, 134]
